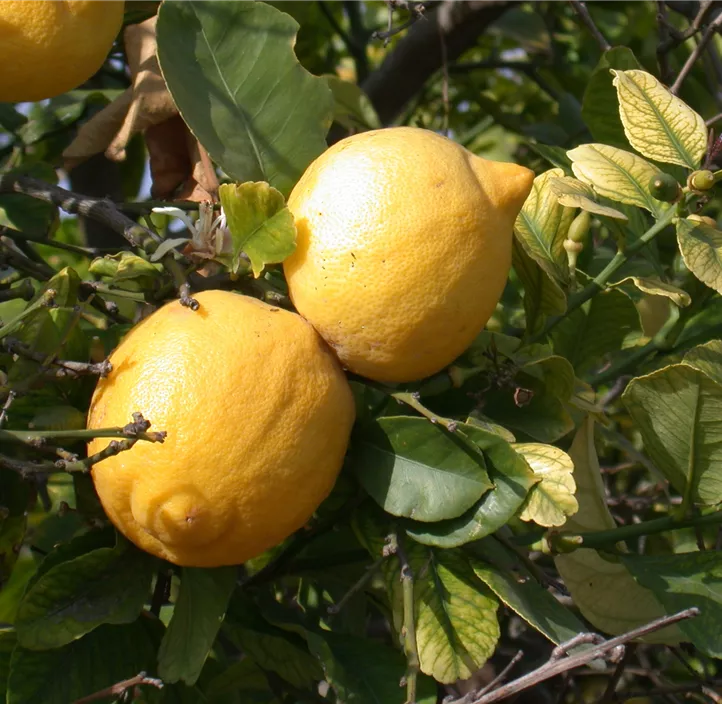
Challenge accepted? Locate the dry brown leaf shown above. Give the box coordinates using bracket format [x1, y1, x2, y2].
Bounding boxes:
[63, 14, 217, 202]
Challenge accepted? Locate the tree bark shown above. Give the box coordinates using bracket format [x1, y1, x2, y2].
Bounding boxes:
[361, 1, 511, 125]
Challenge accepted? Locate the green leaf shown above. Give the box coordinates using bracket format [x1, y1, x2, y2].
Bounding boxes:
[406, 424, 537, 547]
[15, 538, 155, 650]
[218, 182, 296, 277]
[552, 284, 641, 375]
[224, 595, 322, 690]
[203, 658, 281, 704]
[306, 631, 436, 704]
[158, 566, 237, 685]
[7, 620, 162, 704]
[622, 363, 722, 506]
[88, 252, 162, 284]
[515, 443, 578, 527]
[676, 217, 722, 295]
[549, 176, 627, 220]
[682, 339, 722, 384]
[567, 143, 670, 217]
[514, 168, 575, 286]
[356, 510, 500, 685]
[613, 276, 691, 307]
[512, 238, 566, 336]
[468, 538, 586, 645]
[156, 0, 334, 196]
[621, 551, 722, 657]
[582, 47, 642, 149]
[324, 75, 381, 131]
[611, 69, 707, 169]
[350, 416, 492, 523]
[554, 419, 683, 642]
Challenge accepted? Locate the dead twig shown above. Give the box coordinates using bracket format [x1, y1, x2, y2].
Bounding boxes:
[71, 672, 163, 704]
[445, 608, 700, 704]
[373, 1, 426, 46]
[671, 11, 722, 95]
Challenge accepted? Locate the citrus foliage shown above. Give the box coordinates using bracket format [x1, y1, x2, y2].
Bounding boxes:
[2, 2, 722, 702]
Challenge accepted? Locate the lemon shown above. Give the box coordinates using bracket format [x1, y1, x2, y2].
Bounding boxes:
[0, 1, 124, 103]
[87, 290, 355, 567]
[284, 127, 534, 383]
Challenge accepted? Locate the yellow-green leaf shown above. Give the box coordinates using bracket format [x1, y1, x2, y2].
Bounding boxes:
[514, 168, 575, 285]
[613, 276, 691, 307]
[218, 182, 296, 278]
[514, 443, 578, 527]
[554, 418, 683, 642]
[567, 143, 668, 216]
[676, 217, 722, 294]
[549, 176, 627, 220]
[512, 239, 566, 336]
[611, 69, 707, 169]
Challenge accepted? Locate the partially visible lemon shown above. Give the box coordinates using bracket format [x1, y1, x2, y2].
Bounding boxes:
[0, 1, 124, 102]
[284, 127, 534, 383]
[87, 291, 355, 567]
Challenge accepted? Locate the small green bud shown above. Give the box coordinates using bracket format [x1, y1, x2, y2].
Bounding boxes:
[543, 531, 584, 555]
[567, 210, 591, 244]
[688, 169, 716, 192]
[648, 173, 681, 202]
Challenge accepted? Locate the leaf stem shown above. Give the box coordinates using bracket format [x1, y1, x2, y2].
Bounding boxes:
[535, 207, 678, 341]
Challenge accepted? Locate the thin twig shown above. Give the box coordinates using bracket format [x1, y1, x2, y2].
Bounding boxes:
[671, 11, 722, 95]
[447, 609, 699, 704]
[71, 672, 163, 704]
[569, 0, 610, 51]
[373, 1, 426, 46]
[2, 337, 112, 379]
[0, 174, 161, 250]
[477, 650, 524, 697]
[327, 556, 385, 616]
[0, 390, 16, 429]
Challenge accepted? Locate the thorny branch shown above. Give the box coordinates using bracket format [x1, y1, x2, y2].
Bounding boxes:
[445, 608, 700, 704]
[71, 672, 163, 704]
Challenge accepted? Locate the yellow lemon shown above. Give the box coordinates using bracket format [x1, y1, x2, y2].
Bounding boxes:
[0, 1, 124, 102]
[87, 290, 355, 567]
[284, 127, 534, 383]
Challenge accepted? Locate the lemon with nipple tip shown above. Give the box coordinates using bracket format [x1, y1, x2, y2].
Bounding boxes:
[86, 290, 356, 567]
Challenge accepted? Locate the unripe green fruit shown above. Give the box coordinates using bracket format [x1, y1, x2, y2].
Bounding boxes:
[688, 169, 716, 192]
[649, 173, 681, 202]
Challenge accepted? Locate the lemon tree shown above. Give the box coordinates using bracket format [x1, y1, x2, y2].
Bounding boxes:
[2, 2, 722, 703]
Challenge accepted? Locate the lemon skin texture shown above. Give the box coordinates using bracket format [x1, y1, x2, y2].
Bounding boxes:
[284, 127, 535, 383]
[0, 1, 124, 103]
[87, 291, 356, 567]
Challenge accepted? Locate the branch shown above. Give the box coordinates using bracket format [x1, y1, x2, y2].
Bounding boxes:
[671, 9, 722, 95]
[533, 205, 679, 341]
[569, 0, 611, 51]
[447, 609, 699, 704]
[361, 1, 510, 125]
[387, 531, 420, 704]
[0, 174, 161, 251]
[2, 337, 112, 379]
[71, 672, 163, 704]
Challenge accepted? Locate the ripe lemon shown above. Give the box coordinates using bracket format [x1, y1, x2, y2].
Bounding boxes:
[284, 127, 534, 383]
[87, 291, 355, 567]
[0, 1, 124, 103]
